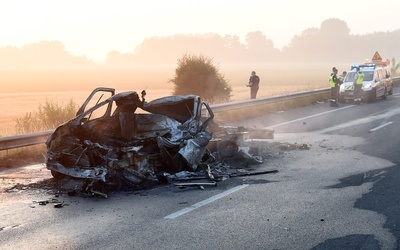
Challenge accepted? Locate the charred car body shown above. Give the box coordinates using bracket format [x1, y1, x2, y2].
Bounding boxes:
[45, 87, 274, 191]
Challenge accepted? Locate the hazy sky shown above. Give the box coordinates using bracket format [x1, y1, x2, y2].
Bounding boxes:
[1, 0, 399, 62]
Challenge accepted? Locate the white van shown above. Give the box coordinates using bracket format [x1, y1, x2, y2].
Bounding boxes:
[339, 63, 393, 103]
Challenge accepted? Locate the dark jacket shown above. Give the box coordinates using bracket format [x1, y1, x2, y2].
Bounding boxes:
[249, 75, 260, 87]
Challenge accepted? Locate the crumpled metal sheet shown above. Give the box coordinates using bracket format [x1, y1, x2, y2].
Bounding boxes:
[45, 88, 275, 194]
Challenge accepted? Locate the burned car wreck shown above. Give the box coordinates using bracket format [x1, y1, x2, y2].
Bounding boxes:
[45, 87, 275, 194]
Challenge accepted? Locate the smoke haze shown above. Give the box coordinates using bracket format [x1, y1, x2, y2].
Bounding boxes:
[0, 18, 399, 93]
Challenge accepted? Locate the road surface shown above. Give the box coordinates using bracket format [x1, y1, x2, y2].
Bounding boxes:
[2, 90, 400, 250]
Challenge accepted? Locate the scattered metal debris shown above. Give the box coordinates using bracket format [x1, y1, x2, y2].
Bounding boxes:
[45, 88, 276, 196]
[174, 182, 217, 188]
[30, 198, 66, 208]
[275, 142, 311, 151]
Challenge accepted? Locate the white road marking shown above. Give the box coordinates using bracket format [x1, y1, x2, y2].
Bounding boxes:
[369, 122, 394, 132]
[164, 184, 249, 219]
[267, 105, 355, 128]
[318, 107, 400, 134]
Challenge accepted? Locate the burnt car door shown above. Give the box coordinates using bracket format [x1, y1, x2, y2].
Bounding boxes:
[76, 87, 115, 116]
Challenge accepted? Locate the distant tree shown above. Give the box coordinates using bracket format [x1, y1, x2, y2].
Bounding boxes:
[105, 50, 136, 64]
[222, 35, 247, 62]
[391, 57, 400, 76]
[134, 33, 228, 64]
[282, 27, 320, 61]
[320, 18, 350, 36]
[245, 31, 279, 61]
[169, 54, 232, 103]
[283, 18, 351, 61]
[0, 40, 93, 69]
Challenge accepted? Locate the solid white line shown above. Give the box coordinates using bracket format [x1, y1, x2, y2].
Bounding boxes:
[369, 122, 394, 132]
[267, 105, 355, 128]
[164, 184, 249, 219]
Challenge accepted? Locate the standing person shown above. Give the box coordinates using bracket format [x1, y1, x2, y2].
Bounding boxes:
[247, 71, 260, 99]
[338, 71, 347, 84]
[329, 67, 340, 107]
[353, 67, 364, 104]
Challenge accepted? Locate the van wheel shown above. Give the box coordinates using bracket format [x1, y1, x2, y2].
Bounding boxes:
[367, 89, 377, 103]
[382, 88, 387, 100]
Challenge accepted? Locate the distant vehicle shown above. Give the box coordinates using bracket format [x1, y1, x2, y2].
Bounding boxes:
[339, 62, 393, 103]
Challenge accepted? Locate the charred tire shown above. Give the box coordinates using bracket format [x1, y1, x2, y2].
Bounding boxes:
[219, 140, 239, 158]
[51, 170, 67, 180]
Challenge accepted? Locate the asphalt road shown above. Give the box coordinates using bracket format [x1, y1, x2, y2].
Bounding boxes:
[2, 89, 400, 250]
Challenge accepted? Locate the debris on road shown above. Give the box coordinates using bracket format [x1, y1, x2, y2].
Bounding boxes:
[275, 142, 311, 151]
[43, 88, 278, 196]
[30, 197, 67, 208]
[173, 182, 217, 188]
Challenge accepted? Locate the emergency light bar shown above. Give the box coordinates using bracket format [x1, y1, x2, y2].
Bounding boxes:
[351, 63, 376, 70]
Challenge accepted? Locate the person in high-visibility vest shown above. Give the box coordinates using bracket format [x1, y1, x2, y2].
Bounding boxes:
[338, 71, 347, 83]
[353, 67, 364, 104]
[329, 67, 340, 107]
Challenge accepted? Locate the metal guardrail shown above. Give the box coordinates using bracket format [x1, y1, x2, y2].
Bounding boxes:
[0, 130, 54, 151]
[0, 84, 379, 151]
[210, 88, 330, 112]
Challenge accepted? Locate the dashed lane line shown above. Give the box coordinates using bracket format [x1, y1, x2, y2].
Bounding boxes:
[164, 184, 249, 219]
[317, 107, 400, 134]
[369, 122, 394, 132]
[267, 105, 355, 128]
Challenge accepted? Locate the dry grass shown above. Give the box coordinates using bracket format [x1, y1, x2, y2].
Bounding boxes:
[0, 145, 46, 170]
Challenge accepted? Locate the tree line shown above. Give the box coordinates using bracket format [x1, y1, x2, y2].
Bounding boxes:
[1, 18, 399, 69]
